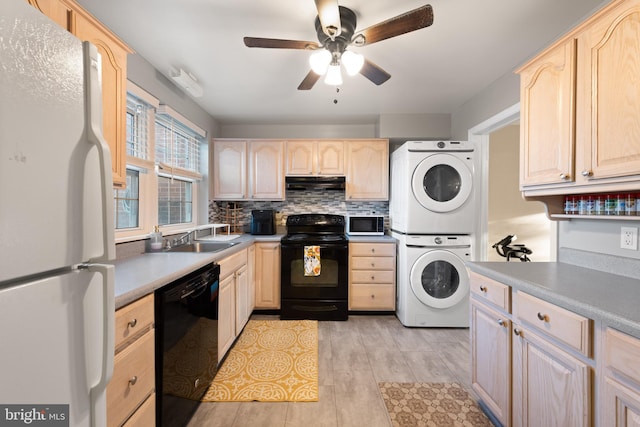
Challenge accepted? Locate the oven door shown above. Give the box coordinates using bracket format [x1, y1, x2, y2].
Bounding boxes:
[281, 241, 348, 300]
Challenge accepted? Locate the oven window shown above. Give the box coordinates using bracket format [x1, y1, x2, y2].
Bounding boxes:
[289, 258, 339, 287]
[423, 164, 461, 202]
[420, 260, 460, 299]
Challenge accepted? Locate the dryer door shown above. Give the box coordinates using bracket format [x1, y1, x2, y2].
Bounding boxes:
[409, 249, 469, 309]
[411, 153, 473, 212]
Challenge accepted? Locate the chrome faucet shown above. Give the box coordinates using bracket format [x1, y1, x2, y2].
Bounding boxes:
[172, 230, 194, 247]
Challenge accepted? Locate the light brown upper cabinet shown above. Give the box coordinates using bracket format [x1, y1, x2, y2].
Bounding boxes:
[517, 0, 640, 200]
[345, 139, 389, 201]
[211, 139, 285, 201]
[27, 0, 133, 188]
[286, 140, 345, 176]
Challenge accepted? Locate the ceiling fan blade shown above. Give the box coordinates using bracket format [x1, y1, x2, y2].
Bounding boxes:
[359, 59, 391, 85]
[298, 70, 322, 90]
[243, 37, 320, 50]
[356, 4, 434, 46]
[314, 0, 341, 37]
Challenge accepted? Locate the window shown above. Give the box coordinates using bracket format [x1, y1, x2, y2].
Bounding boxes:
[114, 169, 140, 229]
[158, 176, 192, 225]
[125, 96, 150, 161]
[154, 105, 205, 228]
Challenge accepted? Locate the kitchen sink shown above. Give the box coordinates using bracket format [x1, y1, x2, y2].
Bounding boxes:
[165, 241, 238, 253]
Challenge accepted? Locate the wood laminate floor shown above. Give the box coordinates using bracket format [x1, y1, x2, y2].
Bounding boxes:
[187, 314, 473, 427]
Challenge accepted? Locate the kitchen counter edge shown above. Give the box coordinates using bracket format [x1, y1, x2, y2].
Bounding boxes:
[467, 261, 640, 340]
[112, 234, 283, 309]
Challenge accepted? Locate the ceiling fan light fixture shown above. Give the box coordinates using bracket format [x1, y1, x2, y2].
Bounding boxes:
[341, 50, 364, 76]
[324, 64, 343, 86]
[315, 0, 341, 38]
[309, 49, 332, 75]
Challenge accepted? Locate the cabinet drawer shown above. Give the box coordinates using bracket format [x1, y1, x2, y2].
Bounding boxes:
[605, 328, 640, 385]
[114, 294, 154, 350]
[107, 330, 155, 427]
[122, 393, 155, 427]
[350, 283, 395, 310]
[219, 248, 248, 280]
[351, 256, 395, 270]
[515, 291, 591, 356]
[351, 270, 395, 284]
[350, 242, 395, 257]
[470, 272, 510, 312]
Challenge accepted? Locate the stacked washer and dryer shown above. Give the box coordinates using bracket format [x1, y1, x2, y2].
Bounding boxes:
[390, 140, 476, 327]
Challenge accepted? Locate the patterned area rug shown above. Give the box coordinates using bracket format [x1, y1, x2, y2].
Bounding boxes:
[379, 382, 493, 427]
[202, 319, 318, 402]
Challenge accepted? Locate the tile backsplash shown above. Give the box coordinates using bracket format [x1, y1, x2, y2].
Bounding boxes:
[209, 189, 389, 231]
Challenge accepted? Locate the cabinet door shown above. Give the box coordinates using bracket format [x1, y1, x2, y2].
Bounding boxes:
[286, 140, 315, 175]
[603, 377, 640, 427]
[212, 140, 247, 200]
[218, 274, 235, 361]
[345, 140, 389, 200]
[70, 6, 130, 187]
[471, 300, 511, 427]
[254, 242, 280, 309]
[235, 265, 249, 333]
[26, 0, 72, 29]
[317, 140, 344, 175]
[249, 140, 285, 200]
[512, 325, 591, 427]
[247, 244, 256, 313]
[577, 0, 640, 182]
[519, 38, 576, 188]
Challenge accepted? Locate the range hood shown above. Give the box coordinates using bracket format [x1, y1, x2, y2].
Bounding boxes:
[285, 176, 346, 191]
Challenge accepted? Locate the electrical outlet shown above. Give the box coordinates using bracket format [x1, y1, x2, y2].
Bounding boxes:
[621, 226, 638, 250]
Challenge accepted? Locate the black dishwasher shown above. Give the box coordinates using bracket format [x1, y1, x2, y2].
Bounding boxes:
[155, 262, 220, 427]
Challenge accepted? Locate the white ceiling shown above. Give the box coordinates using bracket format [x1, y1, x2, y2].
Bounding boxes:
[75, 0, 606, 125]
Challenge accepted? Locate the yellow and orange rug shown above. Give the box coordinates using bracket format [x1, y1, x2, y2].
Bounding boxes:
[202, 319, 319, 402]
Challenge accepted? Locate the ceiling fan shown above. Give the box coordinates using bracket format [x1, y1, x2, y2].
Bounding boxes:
[243, 0, 434, 90]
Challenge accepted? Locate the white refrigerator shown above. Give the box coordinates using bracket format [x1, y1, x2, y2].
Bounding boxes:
[0, 1, 116, 426]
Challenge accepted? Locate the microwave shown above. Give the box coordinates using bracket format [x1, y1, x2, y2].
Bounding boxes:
[347, 215, 385, 235]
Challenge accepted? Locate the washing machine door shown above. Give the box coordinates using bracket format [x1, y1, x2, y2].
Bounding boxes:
[411, 153, 473, 213]
[409, 249, 469, 309]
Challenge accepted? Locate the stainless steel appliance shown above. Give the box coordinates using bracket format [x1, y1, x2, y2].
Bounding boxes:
[280, 214, 348, 321]
[347, 215, 385, 235]
[155, 262, 220, 426]
[0, 2, 115, 425]
[250, 209, 276, 235]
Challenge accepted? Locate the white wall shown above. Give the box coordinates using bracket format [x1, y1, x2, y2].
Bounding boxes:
[127, 53, 220, 226]
[487, 125, 550, 261]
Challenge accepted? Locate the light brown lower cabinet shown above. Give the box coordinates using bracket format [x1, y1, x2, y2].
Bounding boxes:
[254, 242, 281, 309]
[470, 272, 595, 427]
[601, 328, 640, 426]
[348, 242, 396, 311]
[107, 294, 155, 427]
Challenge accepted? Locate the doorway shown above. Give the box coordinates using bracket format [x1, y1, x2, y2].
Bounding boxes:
[468, 103, 556, 262]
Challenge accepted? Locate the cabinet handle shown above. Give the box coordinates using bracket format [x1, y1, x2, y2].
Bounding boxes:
[497, 319, 506, 327]
[537, 312, 548, 322]
[559, 173, 570, 180]
[371, 263, 375, 267]
[128, 319, 137, 328]
[371, 275, 375, 280]
[581, 170, 593, 177]
[514, 328, 521, 336]
[479, 286, 487, 292]
[128, 376, 138, 386]
[370, 294, 375, 299]
[371, 248, 376, 253]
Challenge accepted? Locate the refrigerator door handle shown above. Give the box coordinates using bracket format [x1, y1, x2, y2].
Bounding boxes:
[84, 263, 115, 427]
[83, 41, 116, 263]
